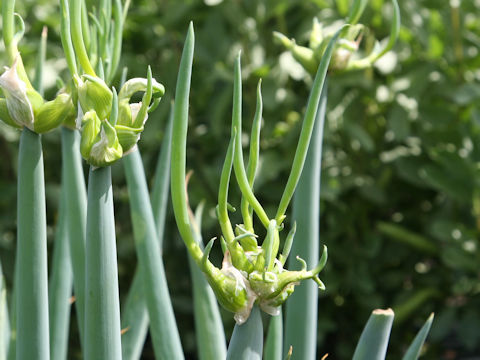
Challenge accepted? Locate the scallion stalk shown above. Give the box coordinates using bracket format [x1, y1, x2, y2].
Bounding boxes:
[61, 127, 87, 346]
[123, 149, 184, 359]
[16, 128, 50, 360]
[226, 306, 263, 360]
[84, 166, 122, 359]
[284, 79, 328, 360]
[48, 186, 73, 360]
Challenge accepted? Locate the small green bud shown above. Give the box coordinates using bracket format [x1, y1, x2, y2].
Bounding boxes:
[80, 110, 123, 167]
[33, 93, 76, 133]
[0, 56, 70, 132]
[274, 31, 318, 74]
[115, 123, 143, 154]
[75, 74, 113, 120]
[115, 101, 145, 153]
[117, 99, 133, 127]
[206, 255, 256, 324]
[89, 120, 123, 167]
[80, 110, 101, 159]
[0, 57, 36, 129]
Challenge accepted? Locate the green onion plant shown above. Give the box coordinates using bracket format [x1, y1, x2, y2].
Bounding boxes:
[171, 21, 342, 355]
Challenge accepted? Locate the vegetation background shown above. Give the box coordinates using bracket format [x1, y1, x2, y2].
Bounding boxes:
[0, 0, 479, 358]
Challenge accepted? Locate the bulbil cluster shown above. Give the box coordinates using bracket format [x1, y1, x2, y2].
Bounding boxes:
[172, 24, 342, 324]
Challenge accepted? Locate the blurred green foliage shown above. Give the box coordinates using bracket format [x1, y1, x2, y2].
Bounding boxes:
[0, 0, 479, 358]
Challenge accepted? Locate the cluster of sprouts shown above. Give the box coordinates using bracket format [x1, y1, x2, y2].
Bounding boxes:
[59, 0, 164, 166]
[171, 24, 344, 324]
[274, 0, 400, 74]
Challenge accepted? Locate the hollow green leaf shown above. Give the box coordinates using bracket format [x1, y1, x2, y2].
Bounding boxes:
[226, 306, 263, 360]
[85, 166, 122, 359]
[16, 128, 49, 360]
[123, 149, 184, 359]
[402, 313, 434, 360]
[48, 186, 73, 360]
[352, 309, 395, 360]
[264, 312, 283, 360]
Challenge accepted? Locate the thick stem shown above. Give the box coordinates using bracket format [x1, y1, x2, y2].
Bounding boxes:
[61, 127, 87, 346]
[16, 128, 49, 360]
[84, 166, 122, 360]
[121, 109, 173, 359]
[352, 309, 394, 360]
[151, 104, 173, 250]
[284, 79, 327, 360]
[264, 311, 283, 360]
[48, 186, 73, 360]
[120, 269, 148, 360]
[226, 305, 263, 360]
[123, 150, 184, 359]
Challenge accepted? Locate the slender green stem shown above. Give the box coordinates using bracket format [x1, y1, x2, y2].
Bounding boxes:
[2, 0, 15, 57]
[352, 309, 394, 360]
[284, 78, 327, 360]
[226, 305, 263, 360]
[151, 105, 173, 250]
[48, 186, 73, 360]
[374, 0, 400, 61]
[123, 149, 184, 359]
[84, 166, 122, 360]
[264, 312, 283, 360]
[1, 0, 32, 87]
[16, 128, 49, 360]
[231, 54, 270, 228]
[120, 269, 148, 360]
[171, 22, 205, 264]
[106, 0, 124, 84]
[61, 127, 87, 346]
[98, 0, 111, 62]
[241, 79, 263, 232]
[275, 29, 343, 223]
[33, 26, 47, 96]
[401, 313, 434, 360]
[217, 130, 251, 270]
[70, 0, 96, 75]
[121, 107, 173, 359]
[80, 0, 90, 54]
[60, 0, 78, 77]
[218, 132, 237, 243]
[346, 0, 368, 24]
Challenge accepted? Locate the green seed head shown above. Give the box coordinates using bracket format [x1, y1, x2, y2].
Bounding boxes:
[172, 23, 334, 325]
